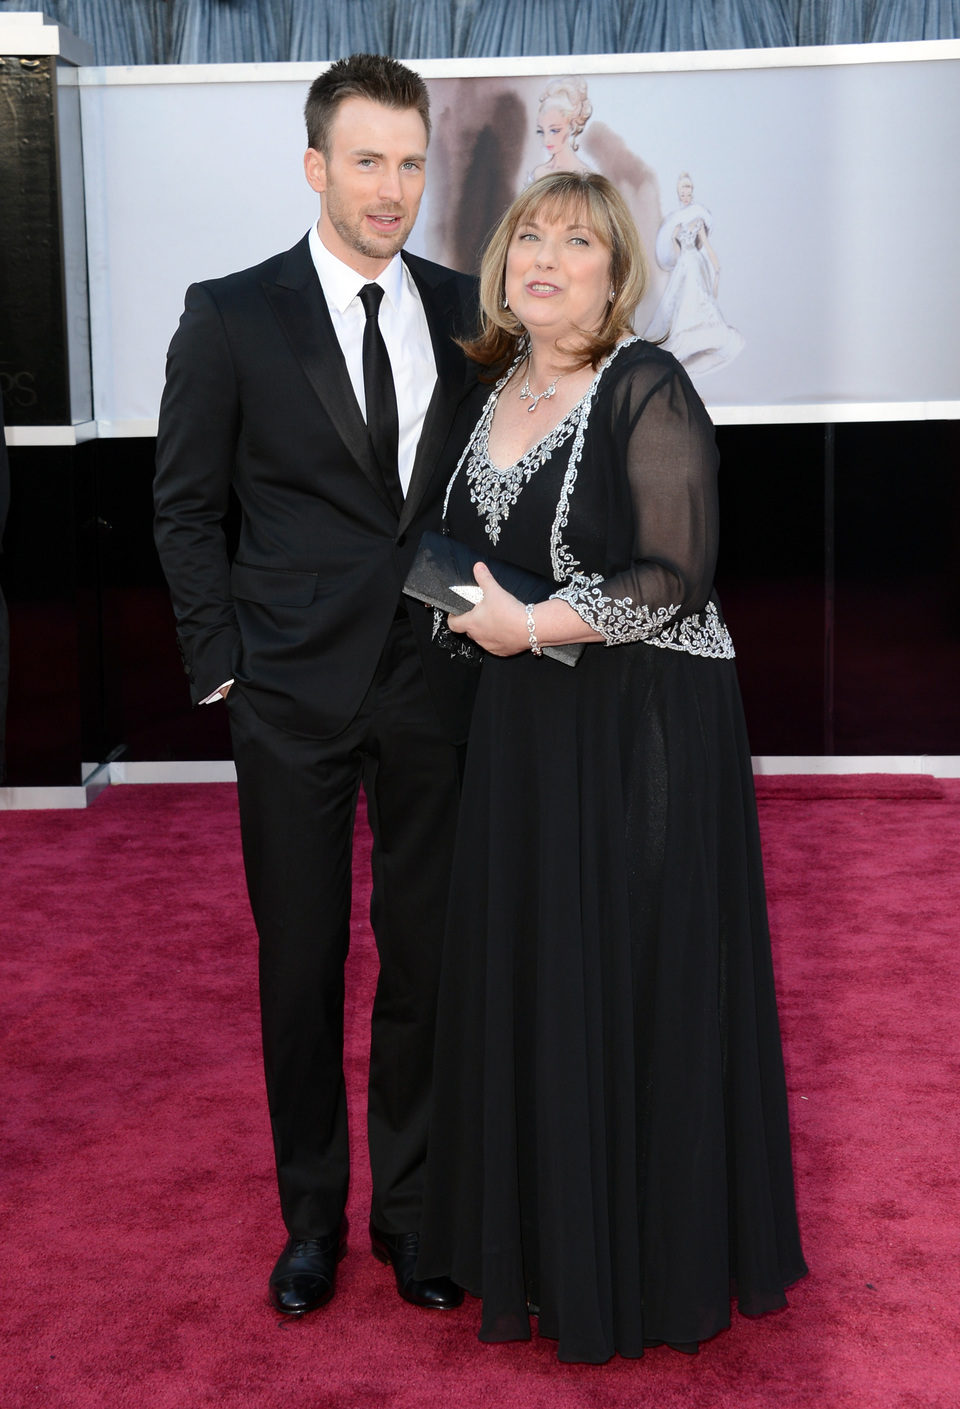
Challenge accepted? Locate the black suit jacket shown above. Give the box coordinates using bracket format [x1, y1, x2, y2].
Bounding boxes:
[154, 236, 482, 740]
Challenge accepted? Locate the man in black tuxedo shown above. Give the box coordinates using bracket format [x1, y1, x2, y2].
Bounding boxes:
[154, 54, 480, 1317]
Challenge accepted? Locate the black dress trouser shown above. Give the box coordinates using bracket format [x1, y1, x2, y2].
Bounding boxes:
[227, 614, 462, 1240]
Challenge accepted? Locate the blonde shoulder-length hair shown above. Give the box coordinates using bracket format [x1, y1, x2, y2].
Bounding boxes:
[463, 172, 647, 377]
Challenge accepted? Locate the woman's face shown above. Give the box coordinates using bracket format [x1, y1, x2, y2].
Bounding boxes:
[535, 107, 571, 157]
[678, 178, 694, 205]
[504, 207, 612, 343]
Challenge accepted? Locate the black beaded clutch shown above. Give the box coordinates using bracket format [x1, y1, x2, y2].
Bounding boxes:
[403, 530, 584, 667]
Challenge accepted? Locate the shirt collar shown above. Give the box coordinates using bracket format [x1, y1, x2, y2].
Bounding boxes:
[308, 221, 405, 314]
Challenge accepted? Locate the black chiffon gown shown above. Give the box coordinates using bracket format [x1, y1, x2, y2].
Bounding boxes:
[417, 339, 806, 1363]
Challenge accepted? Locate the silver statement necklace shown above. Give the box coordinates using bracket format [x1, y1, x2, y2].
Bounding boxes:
[518, 365, 565, 414]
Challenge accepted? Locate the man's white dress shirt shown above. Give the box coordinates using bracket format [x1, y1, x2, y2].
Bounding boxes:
[307, 222, 438, 497]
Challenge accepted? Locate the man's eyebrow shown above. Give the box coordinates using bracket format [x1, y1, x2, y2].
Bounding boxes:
[348, 147, 427, 161]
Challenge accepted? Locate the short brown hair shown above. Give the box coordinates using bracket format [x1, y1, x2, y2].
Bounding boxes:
[465, 173, 647, 376]
[304, 53, 431, 155]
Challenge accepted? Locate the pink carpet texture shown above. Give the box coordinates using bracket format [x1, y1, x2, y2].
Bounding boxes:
[1, 776, 959, 1408]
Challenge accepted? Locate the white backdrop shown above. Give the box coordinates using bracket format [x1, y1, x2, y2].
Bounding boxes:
[77, 42, 960, 435]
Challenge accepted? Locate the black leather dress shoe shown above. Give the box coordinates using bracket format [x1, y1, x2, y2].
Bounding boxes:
[369, 1224, 464, 1309]
[269, 1220, 348, 1316]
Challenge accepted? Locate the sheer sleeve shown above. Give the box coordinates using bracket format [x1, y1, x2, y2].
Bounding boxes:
[551, 357, 731, 655]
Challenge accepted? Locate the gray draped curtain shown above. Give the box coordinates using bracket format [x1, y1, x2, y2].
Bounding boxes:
[0, 0, 957, 64]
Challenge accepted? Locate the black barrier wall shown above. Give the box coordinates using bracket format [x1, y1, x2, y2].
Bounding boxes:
[2, 424, 958, 786]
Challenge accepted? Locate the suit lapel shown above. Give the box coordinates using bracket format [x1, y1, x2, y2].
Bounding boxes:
[400, 255, 473, 533]
[262, 237, 396, 512]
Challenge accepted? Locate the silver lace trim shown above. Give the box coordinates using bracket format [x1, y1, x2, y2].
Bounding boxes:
[549, 339, 635, 583]
[453, 371, 581, 546]
[551, 579, 735, 657]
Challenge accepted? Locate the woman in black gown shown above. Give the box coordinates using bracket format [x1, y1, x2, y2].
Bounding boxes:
[417, 173, 806, 1364]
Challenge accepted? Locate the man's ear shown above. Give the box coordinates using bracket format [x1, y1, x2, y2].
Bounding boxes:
[304, 147, 326, 195]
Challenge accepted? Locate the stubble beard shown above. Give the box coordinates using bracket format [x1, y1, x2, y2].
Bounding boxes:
[325, 187, 412, 264]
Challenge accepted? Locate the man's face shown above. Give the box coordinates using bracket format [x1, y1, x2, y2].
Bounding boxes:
[304, 96, 428, 277]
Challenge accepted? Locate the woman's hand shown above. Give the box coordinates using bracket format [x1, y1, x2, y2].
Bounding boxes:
[447, 561, 529, 656]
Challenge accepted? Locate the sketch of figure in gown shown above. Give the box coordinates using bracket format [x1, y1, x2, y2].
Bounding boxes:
[644, 173, 744, 374]
[527, 77, 593, 182]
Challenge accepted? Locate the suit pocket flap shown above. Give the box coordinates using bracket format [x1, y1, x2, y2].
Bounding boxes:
[231, 562, 318, 606]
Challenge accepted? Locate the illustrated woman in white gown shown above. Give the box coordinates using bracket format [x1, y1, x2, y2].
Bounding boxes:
[644, 173, 744, 374]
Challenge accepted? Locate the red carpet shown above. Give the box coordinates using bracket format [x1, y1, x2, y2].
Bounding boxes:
[1, 779, 959, 1407]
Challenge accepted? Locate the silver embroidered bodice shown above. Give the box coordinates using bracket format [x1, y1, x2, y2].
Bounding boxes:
[453, 385, 579, 549]
[444, 340, 735, 660]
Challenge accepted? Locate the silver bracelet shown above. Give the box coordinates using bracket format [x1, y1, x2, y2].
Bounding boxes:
[525, 603, 543, 656]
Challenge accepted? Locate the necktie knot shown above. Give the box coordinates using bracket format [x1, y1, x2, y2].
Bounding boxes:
[359, 282, 385, 319]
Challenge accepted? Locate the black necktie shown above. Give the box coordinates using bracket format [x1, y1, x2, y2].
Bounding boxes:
[358, 283, 402, 510]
